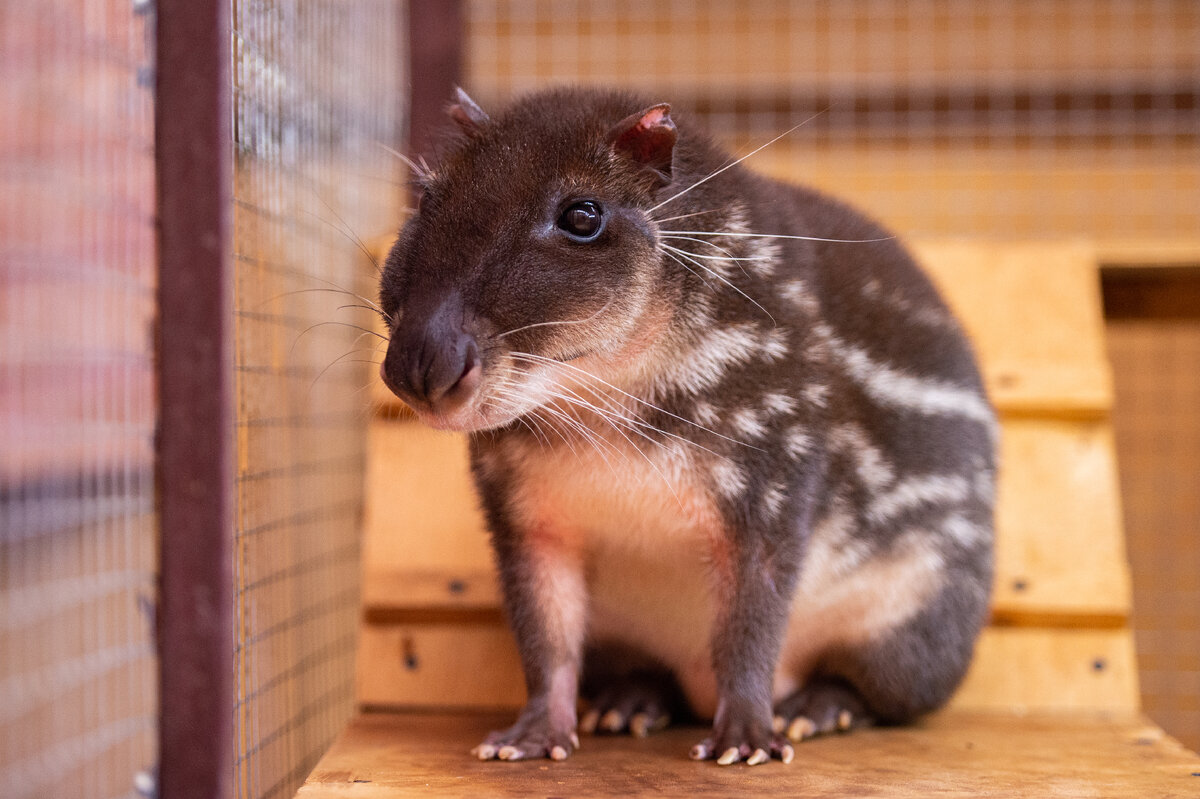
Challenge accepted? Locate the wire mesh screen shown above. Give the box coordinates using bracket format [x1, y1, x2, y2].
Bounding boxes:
[1108, 318, 1200, 753]
[1, 2, 158, 798]
[230, 2, 404, 797]
[465, 0, 1199, 248]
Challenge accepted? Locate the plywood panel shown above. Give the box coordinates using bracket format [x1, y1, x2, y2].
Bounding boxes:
[298, 710, 1200, 798]
[912, 240, 1112, 416]
[953, 628, 1138, 713]
[362, 422, 492, 575]
[364, 415, 1131, 625]
[358, 619, 1135, 715]
[991, 419, 1131, 622]
[358, 623, 525, 710]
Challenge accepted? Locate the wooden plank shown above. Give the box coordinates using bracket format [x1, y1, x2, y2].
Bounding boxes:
[911, 240, 1112, 416]
[357, 623, 523, 711]
[362, 422, 492, 575]
[363, 415, 1131, 626]
[297, 710, 1200, 798]
[357, 620, 1134, 714]
[991, 419, 1131, 622]
[749, 144, 1200, 262]
[953, 628, 1138, 713]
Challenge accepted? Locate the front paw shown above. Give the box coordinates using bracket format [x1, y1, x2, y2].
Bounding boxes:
[689, 715, 794, 766]
[471, 715, 580, 762]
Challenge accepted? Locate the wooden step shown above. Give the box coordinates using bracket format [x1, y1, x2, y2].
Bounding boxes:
[297, 710, 1200, 798]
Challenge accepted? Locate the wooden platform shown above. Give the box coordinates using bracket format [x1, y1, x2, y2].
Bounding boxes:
[298, 710, 1200, 798]
[296, 241, 1196, 796]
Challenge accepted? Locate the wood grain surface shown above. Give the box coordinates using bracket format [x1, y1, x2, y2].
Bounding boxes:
[297, 710, 1200, 798]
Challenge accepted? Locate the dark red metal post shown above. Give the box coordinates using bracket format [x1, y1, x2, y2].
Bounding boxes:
[155, 1, 234, 797]
[407, 0, 464, 161]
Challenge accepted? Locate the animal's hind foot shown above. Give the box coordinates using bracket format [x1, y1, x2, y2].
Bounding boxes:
[579, 670, 684, 738]
[773, 677, 875, 742]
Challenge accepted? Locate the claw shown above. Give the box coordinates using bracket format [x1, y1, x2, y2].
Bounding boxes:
[550, 746, 568, 761]
[570, 732, 581, 749]
[497, 745, 522, 761]
[717, 747, 741, 766]
[689, 742, 711, 761]
[471, 743, 497, 760]
[837, 710, 853, 731]
[579, 710, 600, 734]
[600, 709, 625, 732]
[772, 715, 787, 733]
[746, 748, 770, 766]
[787, 716, 816, 742]
[780, 744, 795, 764]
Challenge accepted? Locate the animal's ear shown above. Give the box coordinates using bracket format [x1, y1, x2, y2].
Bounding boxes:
[606, 103, 676, 185]
[447, 87, 490, 137]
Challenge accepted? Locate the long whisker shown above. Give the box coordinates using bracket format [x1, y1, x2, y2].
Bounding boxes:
[539, 386, 681, 503]
[254, 287, 386, 319]
[660, 236, 773, 262]
[648, 109, 828, 213]
[652, 208, 721, 225]
[336, 303, 390, 321]
[375, 141, 433, 182]
[310, 349, 382, 391]
[659, 235, 768, 279]
[661, 248, 719, 293]
[304, 274, 386, 315]
[305, 194, 382, 276]
[660, 229, 895, 245]
[660, 243, 776, 326]
[292, 321, 387, 357]
[508, 351, 762, 451]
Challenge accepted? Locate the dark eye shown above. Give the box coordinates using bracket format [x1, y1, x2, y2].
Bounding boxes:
[557, 200, 604, 241]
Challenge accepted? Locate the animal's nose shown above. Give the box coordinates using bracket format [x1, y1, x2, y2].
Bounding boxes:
[382, 301, 481, 413]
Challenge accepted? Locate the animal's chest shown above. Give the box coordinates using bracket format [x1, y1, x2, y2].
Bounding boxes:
[504, 440, 724, 674]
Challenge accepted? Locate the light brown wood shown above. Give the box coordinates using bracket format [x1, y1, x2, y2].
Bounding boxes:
[990, 418, 1131, 622]
[361, 413, 1132, 625]
[362, 422, 492, 576]
[297, 710, 1200, 798]
[357, 623, 524, 710]
[954, 628, 1138, 713]
[749, 143, 1200, 257]
[357, 619, 1137, 714]
[912, 240, 1113, 417]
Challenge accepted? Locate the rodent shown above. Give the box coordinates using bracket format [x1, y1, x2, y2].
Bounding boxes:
[378, 86, 996, 766]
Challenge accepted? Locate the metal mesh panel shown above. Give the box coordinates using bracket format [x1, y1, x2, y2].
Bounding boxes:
[1108, 318, 1200, 754]
[230, 2, 404, 797]
[464, 0, 1199, 247]
[1, 2, 158, 798]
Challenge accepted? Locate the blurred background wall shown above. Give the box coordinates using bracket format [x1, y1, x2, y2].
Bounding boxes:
[2, 2, 159, 796]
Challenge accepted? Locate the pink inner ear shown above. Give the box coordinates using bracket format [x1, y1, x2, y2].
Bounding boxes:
[637, 107, 669, 130]
[610, 103, 676, 175]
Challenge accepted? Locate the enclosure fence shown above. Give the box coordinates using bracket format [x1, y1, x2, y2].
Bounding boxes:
[466, 0, 1199, 249]
[229, 3, 403, 797]
[1, 2, 158, 797]
[3, 2, 405, 799]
